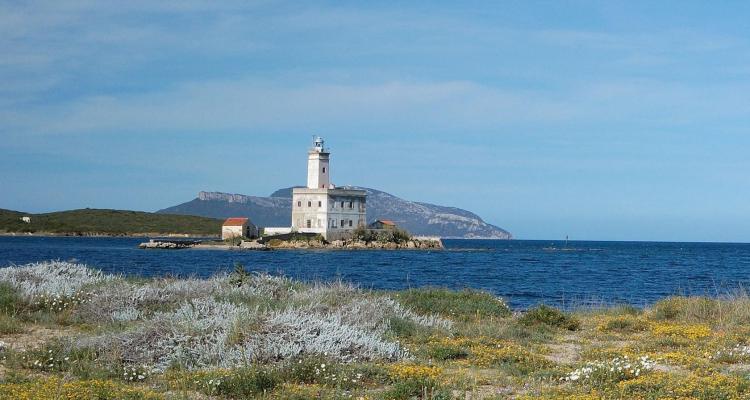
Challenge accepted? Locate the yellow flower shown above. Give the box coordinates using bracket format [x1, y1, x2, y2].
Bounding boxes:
[650, 322, 712, 340]
[388, 363, 442, 381]
[0, 377, 163, 400]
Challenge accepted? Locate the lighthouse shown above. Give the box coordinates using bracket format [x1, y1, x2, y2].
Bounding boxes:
[307, 136, 331, 189]
[291, 137, 367, 240]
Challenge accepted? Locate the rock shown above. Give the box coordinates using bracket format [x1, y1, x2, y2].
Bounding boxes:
[240, 240, 268, 250]
[139, 239, 196, 249]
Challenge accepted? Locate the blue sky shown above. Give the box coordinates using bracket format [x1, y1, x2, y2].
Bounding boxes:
[1, 1, 749, 242]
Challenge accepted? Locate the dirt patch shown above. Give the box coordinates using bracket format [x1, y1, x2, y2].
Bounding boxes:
[544, 334, 581, 364]
[0, 325, 77, 350]
[652, 363, 688, 374]
[454, 385, 514, 400]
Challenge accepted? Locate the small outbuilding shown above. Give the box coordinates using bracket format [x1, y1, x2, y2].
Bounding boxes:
[368, 220, 397, 230]
[221, 217, 258, 240]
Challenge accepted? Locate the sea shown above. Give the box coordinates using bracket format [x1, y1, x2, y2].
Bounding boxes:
[1, 236, 749, 310]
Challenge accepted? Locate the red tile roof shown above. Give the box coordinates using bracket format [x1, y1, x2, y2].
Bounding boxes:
[379, 220, 396, 226]
[223, 217, 249, 226]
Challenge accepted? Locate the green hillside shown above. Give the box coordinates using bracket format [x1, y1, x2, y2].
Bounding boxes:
[0, 208, 222, 236]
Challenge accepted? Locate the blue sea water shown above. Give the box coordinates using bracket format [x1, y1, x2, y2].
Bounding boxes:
[1, 236, 749, 309]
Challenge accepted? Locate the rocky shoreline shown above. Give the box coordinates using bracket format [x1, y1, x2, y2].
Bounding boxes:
[140, 237, 443, 250]
[266, 237, 443, 250]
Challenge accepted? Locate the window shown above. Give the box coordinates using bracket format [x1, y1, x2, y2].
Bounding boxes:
[348, 201, 353, 209]
[322, 167, 326, 173]
[341, 201, 344, 208]
[331, 219, 337, 228]
[341, 219, 345, 228]
[318, 201, 322, 207]
[306, 220, 311, 228]
[349, 220, 353, 227]
[308, 201, 312, 207]
[297, 201, 301, 207]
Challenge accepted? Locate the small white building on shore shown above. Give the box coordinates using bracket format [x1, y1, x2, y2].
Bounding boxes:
[221, 217, 258, 240]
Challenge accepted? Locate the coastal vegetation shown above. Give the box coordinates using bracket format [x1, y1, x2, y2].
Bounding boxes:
[0, 209, 222, 237]
[1, 261, 750, 399]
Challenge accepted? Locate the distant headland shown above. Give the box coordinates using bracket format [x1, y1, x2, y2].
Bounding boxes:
[0, 208, 221, 238]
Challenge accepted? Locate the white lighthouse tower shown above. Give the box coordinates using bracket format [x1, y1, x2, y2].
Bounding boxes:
[292, 137, 367, 240]
[307, 136, 331, 189]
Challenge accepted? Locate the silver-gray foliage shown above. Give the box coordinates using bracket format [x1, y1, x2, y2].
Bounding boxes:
[2, 261, 453, 371]
[0, 260, 113, 298]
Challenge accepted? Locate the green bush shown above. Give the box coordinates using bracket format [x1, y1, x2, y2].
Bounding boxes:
[218, 368, 279, 397]
[281, 356, 388, 390]
[600, 315, 648, 333]
[376, 228, 412, 244]
[519, 305, 580, 331]
[428, 344, 468, 361]
[652, 297, 688, 320]
[0, 282, 23, 315]
[381, 378, 451, 400]
[388, 316, 423, 338]
[352, 225, 375, 242]
[651, 296, 720, 323]
[0, 314, 23, 334]
[228, 262, 251, 287]
[179, 367, 280, 397]
[395, 288, 511, 321]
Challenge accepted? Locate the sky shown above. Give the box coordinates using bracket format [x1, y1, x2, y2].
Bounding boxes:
[1, 1, 749, 242]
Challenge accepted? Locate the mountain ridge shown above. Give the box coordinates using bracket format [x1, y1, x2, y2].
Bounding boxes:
[158, 188, 512, 239]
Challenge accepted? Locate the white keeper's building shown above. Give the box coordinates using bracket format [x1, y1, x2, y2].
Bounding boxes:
[291, 137, 367, 240]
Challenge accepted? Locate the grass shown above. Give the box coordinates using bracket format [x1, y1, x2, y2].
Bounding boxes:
[0, 208, 222, 236]
[393, 287, 511, 321]
[518, 304, 581, 331]
[1, 261, 750, 399]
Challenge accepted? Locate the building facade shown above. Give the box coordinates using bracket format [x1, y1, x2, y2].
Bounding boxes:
[221, 217, 258, 240]
[292, 137, 366, 240]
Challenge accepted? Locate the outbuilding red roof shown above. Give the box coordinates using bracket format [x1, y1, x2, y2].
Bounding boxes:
[223, 217, 249, 226]
[378, 220, 396, 226]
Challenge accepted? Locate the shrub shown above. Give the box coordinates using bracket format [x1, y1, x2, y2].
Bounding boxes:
[519, 305, 580, 331]
[0, 314, 23, 334]
[651, 296, 720, 322]
[250, 308, 407, 362]
[428, 344, 469, 361]
[561, 355, 655, 386]
[387, 316, 420, 338]
[385, 364, 449, 400]
[280, 356, 384, 390]
[395, 288, 511, 321]
[352, 225, 375, 242]
[0, 282, 22, 315]
[597, 315, 648, 334]
[170, 367, 280, 397]
[381, 379, 451, 400]
[375, 228, 412, 244]
[0, 261, 113, 298]
[228, 262, 251, 287]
